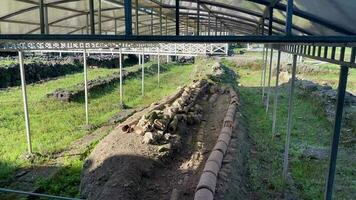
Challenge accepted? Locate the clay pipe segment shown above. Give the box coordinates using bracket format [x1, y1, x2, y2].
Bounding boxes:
[196, 171, 217, 194]
[213, 141, 229, 155]
[194, 188, 214, 200]
[203, 160, 221, 177]
[207, 150, 224, 169]
[217, 133, 231, 148]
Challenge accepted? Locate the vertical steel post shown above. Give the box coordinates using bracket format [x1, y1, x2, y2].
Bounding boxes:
[151, 10, 154, 35]
[89, 0, 95, 35]
[44, 5, 49, 34]
[119, 50, 123, 106]
[19, 51, 32, 155]
[260, 47, 265, 87]
[141, 51, 145, 96]
[215, 18, 218, 36]
[266, 49, 273, 113]
[286, 0, 293, 35]
[39, 0, 45, 34]
[262, 47, 269, 101]
[159, 0, 162, 35]
[125, 0, 132, 36]
[175, 0, 180, 35]
[261, 18, 265, 35]
[324, 47, 351, 200]
[268, 6, 273, 36]
[272, 50, 281, 136]
[186, 16, 189, 35]
[135, 0, 139, 35]
[86, 14, 89, 34]
[196, 0, 200, 36]
[158, 52, 160, 86]
[98, 0, 102, 34]
[83, 50, 89, 125]
[208, 11, 211, 36]
[165, 18, 168, 35]
[167, 54, 169, 63]
[114, 12, 118, 35]
[282, 54, 297, 180]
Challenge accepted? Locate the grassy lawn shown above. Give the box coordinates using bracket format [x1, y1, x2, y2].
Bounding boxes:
[0, 57, 214, 198]
[222, 57, 355, 200]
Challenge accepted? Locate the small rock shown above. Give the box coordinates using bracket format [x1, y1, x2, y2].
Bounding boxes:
[302, 147, 329, 160]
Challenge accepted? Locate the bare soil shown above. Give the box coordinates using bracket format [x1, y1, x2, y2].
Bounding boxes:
[80, 91, 230, 200]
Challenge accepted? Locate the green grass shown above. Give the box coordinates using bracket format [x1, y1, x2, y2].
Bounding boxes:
[299, 64, 356, 94]
[0, 59, 212, 186]
[0, 57, 215, 199]
[221, 58, 355, 200]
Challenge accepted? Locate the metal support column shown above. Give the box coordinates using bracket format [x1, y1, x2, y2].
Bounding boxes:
[135, 0, 139, 35]
[282, 54, 297, 180]
[125, 0, 132, 36]
[186, 16, 189, 35]
[89, 0, 95, 35]
[19, 51, 32, 155]
[175, 0, 180, 35]
[324, 47, 352, 200]
[159, 0, 162, 35]
[272, 50, 281, 137]
[141, 51, 145, 96]
[266, 49, 273, 113]
[165, 18, 168, 35]
[86, 14, 89, 34]
[83, 50, 89, 125]
[44, 5, 49, 34]
[151, 11, 154, 35]
[260, 47, 265, 87]
[196, 0, 200, 36]
[98, 0, 102, 34]
[114, 12, 118, 35]
[262, 47, 268, 101]
[119, 49, 123, 106]
[39, 0, 45, 34]
[268, 6, 273, 36]
[166, 54, 169, 63]
[158, 52, 160, 86]
[215, 18, 218, 36]
[286, 0, 293, 35]
[208, 11, 211, 36]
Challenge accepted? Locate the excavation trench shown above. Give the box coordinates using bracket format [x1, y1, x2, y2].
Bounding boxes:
[79, 80, 231, 200]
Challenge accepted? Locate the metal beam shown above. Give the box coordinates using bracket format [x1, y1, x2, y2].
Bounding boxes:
[175, 0, 180, 35]
[196, 0, 200, 36]
[286, 0, 293, 35]
[98, 0, 102, 34]
[124, 0, 132, 36]
[3, 35, 356, 45]
[324, 47, 352, 200]
[89, 0, 95, 34]
[272, 50, 281, 136]
[135, 0, 139, 35]
[18, 51, 32, 155]
[39, 0, 45, 34]
[83, 49, 89, 125]
[283, 53, 297, 180]
[268, 6, 273, 36]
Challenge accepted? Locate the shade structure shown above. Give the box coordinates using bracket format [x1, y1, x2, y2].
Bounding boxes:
[0, 0, 355, 36]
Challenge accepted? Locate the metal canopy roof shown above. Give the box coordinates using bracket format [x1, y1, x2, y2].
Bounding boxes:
[0, 0, 355, 36]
